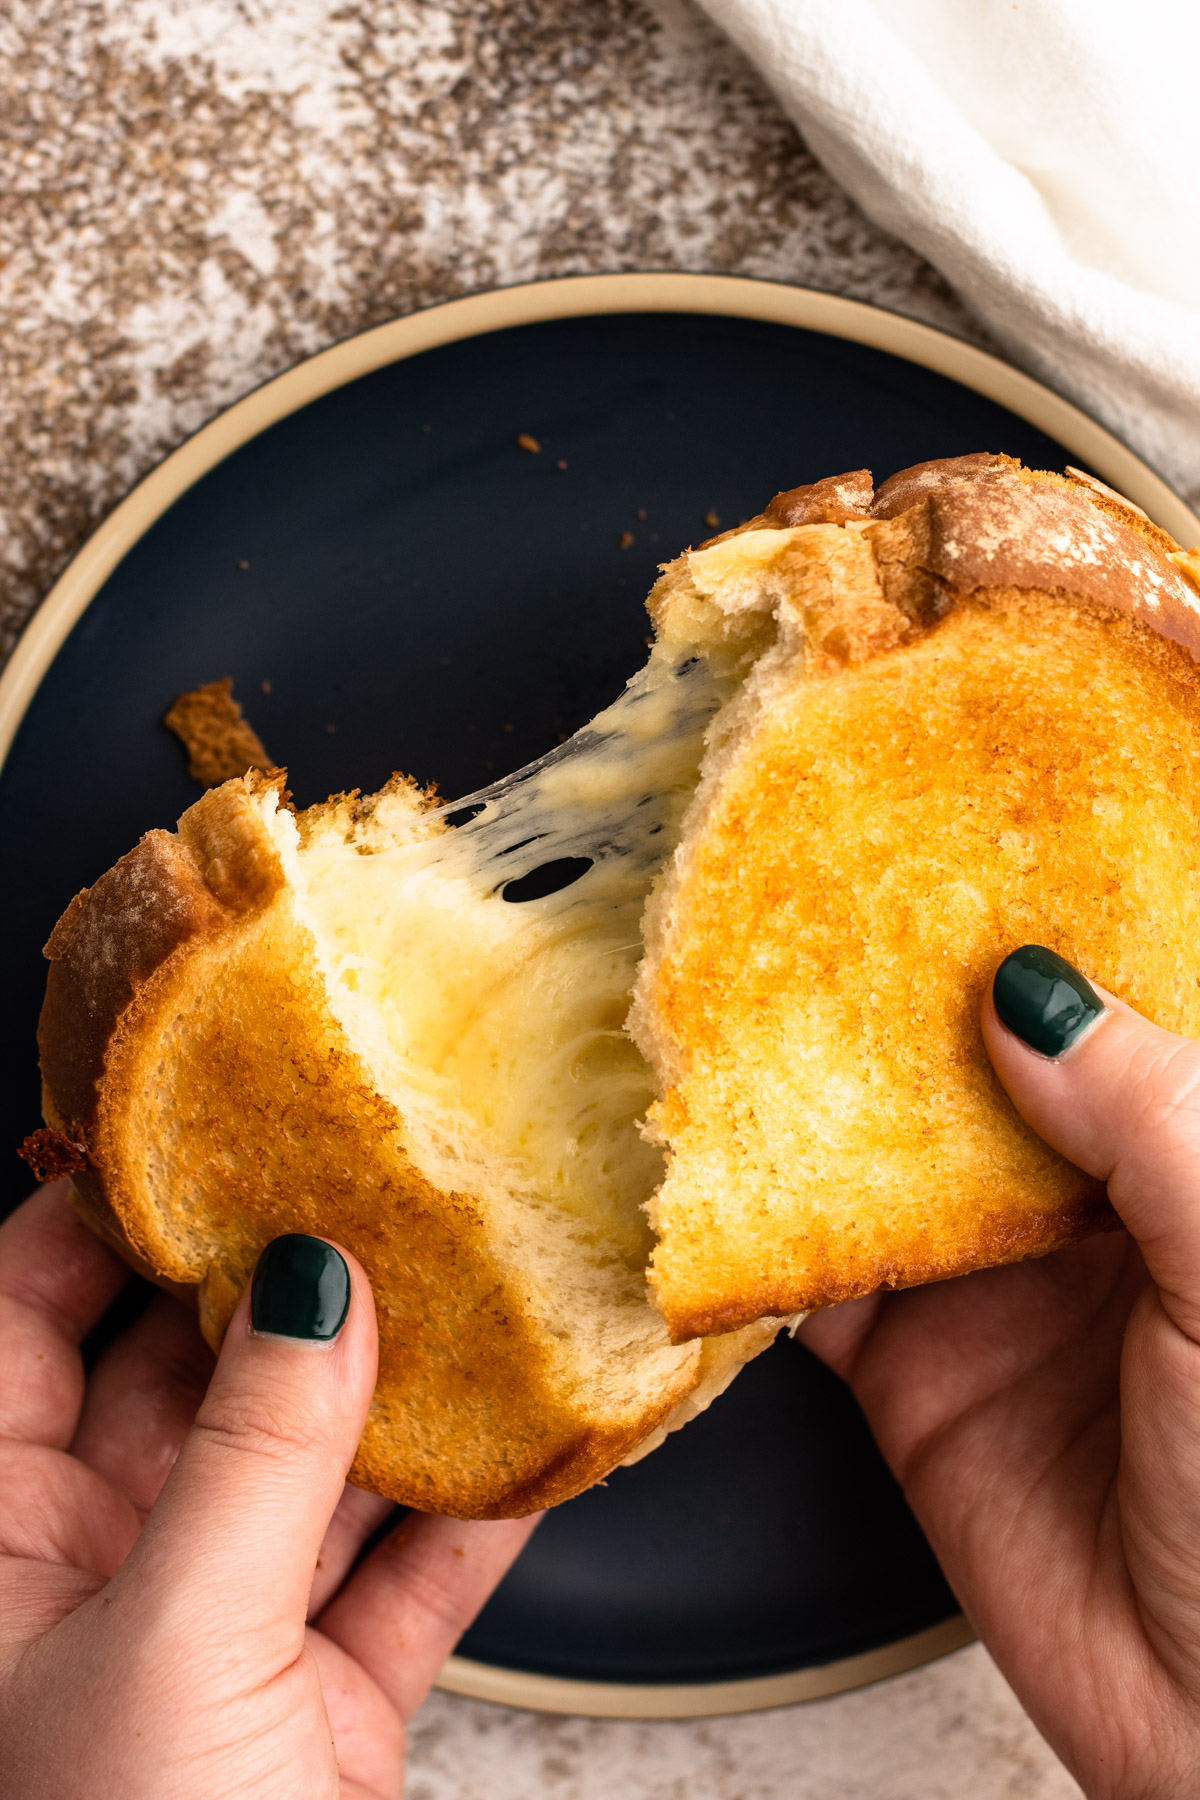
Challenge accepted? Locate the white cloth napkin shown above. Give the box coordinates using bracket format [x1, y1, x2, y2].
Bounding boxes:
[696, 0, 1200, 505]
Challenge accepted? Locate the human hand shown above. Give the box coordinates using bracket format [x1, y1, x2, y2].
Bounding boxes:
[0, 1186, 537, 1798]
[798, 946, 1200, 1798]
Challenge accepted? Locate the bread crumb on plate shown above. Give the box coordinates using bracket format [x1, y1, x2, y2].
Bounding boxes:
[164, 676, 273, 787]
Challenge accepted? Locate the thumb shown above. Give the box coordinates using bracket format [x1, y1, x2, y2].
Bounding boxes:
[982, 944, 1200, 1336]
[114, 1234, 377, 1661]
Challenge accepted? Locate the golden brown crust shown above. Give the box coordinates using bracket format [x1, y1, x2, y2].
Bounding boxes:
[665, 1200, 1121, 1340]
[868, 454, 1200, 648]
[41, 831, 231, 1147]
[39, 780, 286, 1291]
[690, 469, 875, 556]
[641, 455, 1200, 1337]
[163, 677, 273, 787]
[913, 471, 1199, 649]
[869, 450, 1016, 519]
[761, 469, 874, 527]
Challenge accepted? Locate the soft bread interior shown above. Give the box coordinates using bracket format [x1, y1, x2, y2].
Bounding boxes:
[290, 654, 721, 1275]
[260, 635, 788, 1432]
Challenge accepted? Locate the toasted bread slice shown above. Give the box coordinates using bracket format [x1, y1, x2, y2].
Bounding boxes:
[632, 454, 1200, 1335]
[36, 452, 1200, 1510]
[39, 664, 783, 1518]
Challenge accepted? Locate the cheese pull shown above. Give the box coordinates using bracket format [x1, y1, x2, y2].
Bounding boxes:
[427, 648, 728, 906]
[291, 647, 731, 1275]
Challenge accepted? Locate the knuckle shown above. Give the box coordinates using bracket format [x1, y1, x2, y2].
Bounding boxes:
[376, 1528, 484, 1637]
[191, 1390, 326, 1469]
[397, 1561, 480, 1637]
[1129, 1039, 1200, 1145]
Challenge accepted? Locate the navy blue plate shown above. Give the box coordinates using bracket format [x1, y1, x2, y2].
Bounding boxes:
[0, 301, 1083, 1691]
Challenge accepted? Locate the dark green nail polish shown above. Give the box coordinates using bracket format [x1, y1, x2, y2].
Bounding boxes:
[993, 945, 1104, 1058]
[250, 1235, 350, 1341]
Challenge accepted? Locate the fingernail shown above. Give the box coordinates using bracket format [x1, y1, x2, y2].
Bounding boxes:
[250, 1235, 350, 1341]
[993, 944, 1104, 1059]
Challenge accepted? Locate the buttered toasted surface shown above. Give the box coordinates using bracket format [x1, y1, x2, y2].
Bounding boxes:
[646, 591, 1200, 1334]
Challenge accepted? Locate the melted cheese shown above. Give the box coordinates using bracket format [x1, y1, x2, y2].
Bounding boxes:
[294, 648, 732, 1259]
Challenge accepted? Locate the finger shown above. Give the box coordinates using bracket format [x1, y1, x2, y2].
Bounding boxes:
[0, 1560, 109, 1651]
[70, 1292, 215, 1516]
[114, 1235, 377, 1677]
[306, 1627, 404, 1800]
[0, 1442, 139, 1579]
[983, 944, 1200, 1335]
[0, 1182, 129, 1447]
[794, 1292, 884, 1381]
[985, 945, 1200, 1681]
[317, 1511, 540, 1721]
[308, 1484, 396, 1617]
[853, 1237, 1139, 1483]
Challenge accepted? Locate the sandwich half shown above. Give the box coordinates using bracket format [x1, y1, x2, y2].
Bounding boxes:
[34, 452, 1200, 1515]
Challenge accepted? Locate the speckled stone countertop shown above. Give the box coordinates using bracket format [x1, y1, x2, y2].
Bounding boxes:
[1, 3, 1082, 1794]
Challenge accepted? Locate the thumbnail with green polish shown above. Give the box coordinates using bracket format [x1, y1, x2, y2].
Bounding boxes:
[250, 1234, 350, 1341]
[993, 944, 1104, 1059]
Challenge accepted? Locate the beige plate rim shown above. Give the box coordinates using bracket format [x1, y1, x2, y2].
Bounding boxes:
[2, 270, 1189, 1719]
[439, 1615, 977, 1719]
